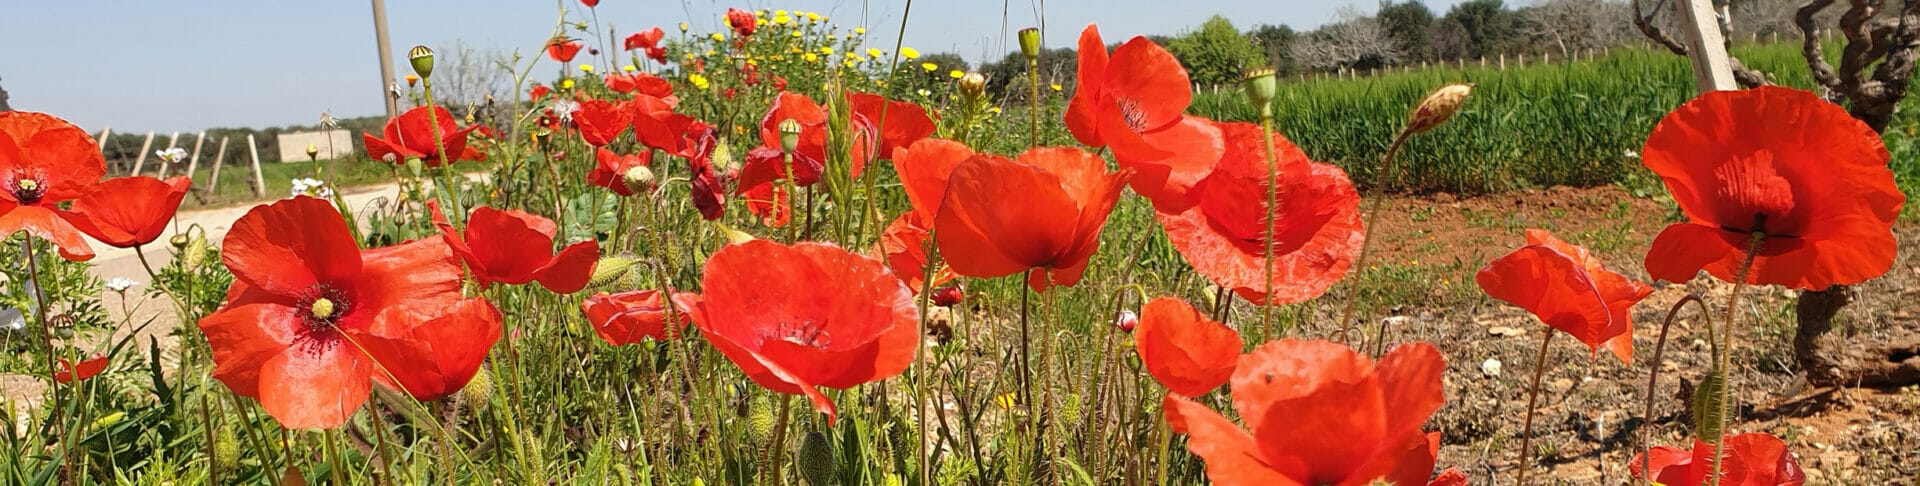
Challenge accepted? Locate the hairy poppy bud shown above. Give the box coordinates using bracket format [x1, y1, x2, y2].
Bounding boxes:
[213, 425, 240, 472]
[796, 431, 838, 486]
[1405, 83, 1473, 136]
[747, 396, 775, 442]
[958, 72, 986, 101]
[1242, 67, 1277, 116]
[408, 45, 435, 79]
[182, 233, 210, 269]
[1017, 27, 1041, 61]
[588, 256, 637, 289]
[778, 118, 803, 153]
[461, 366, 494, 410]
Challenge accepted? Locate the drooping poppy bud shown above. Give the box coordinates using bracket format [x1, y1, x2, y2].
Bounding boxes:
[408, 45, 435, 78]
[1405, 83, 1473, 135]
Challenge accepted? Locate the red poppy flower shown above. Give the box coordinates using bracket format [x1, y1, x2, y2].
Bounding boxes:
[937, 147, 1128, 292]
[61, 176, 190, 249]
[932, 285, 964, 307]
[0, 111, 107, 261]
[53, 355, 108, 383]
[428, 202, 599, 294]
[1065, 25, 1196, 161]
[892, 138, 973, 216]
[572, 99, 631, 147]
[356, 297, 503, 401]
[604, 72, 676, 100]
[878, 210, 956, 293]
[580, 0, 598, 7]
[198, 196, 465, 429]
[1157, 121, 1363, 305]
[725, 8, 757, 37]
[582, 289, 691, 346]
[625, 27, 664, 51]
[1478, 229, 1653, 363]
[646, 46, 668, 64]
[676, 123, 728, 221]
[674, 240, 918, 425]
[848, 92, 937, 158]
[1629, 432, 1806, 486]
[547, 38, 584, 63]
[739, 92, 883, 191]
[741, 182, 792, 228]
[362, 105, 482, 168]
[1164, 339, 1446, 486]
[592, 147, 652, 197]
[1643, 86, 1905, 290]
[627, 95, 690, 155]
[530, 84, 552, 103]
[1135, 297, 1241, 397]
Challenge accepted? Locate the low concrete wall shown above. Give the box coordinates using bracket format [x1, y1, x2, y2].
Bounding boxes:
[275, 130, 355, 162]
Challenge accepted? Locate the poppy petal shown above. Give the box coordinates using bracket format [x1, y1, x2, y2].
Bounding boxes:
[221, 197, 360, 296]
[1117, 115, 1224, 211]
[1136, 297, 1242, 397]
[257, 342, 373, 429]
[0, 204, 95, 261]
[533, 240, 601, 294]
[361, 298, 503, 401]
[1163, 394, 1299, 486]
[1065, 24, 1109, 147]
[935, 156, 1078, 280]
[66, 176, 191, 248]
[1102, 36, 1191, 132]
[1231, 339, 1385, 482]
[893, 138, 974, 216]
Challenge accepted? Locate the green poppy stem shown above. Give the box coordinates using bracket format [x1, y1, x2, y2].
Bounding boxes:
[1710, 233, 1766, 486]
[1515, 330, 1555, 484]
[1641, 294, 1710, 485]
[1257, 105, 1281, 342]
[1337, 131, 1412, 343]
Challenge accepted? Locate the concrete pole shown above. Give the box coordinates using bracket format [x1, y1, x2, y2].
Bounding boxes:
[131, 131, 155, 176]
[247, 134, 266, 197]
[371, 0, 399, 118]
[1675, 0, 1738, 92]
[208, 137, 230, 192]
[186, 131, 207, 180]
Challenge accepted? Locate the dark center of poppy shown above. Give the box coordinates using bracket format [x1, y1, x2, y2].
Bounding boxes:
[769, 319, 829, 348]
[12, 177, 45, 205]
[1711, 151, 1795, 235]
[1116, 97, 1148, 133]
[298, 285, 352, 335]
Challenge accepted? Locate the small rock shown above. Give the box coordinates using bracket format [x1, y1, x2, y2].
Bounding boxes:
[1550, 378, 1575, 392]
[1488, 326, 1526, 337]
[1481, 358, 1503, 377]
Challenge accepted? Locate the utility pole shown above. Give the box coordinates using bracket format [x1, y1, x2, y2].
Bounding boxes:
[1675, 0, 1737, 92]
[371, 0, 399, 118]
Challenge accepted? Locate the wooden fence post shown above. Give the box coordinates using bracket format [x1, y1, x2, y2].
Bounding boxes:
[246, 134, 266, 197]
[1674, 0, 1738, 92]
[96, 126, 111, 151]
[131, 131, 155, 175]
[208, 137, 230, 193]
[186, 131, 207, 180]
[1499, 54, 1506, 70]
[159, 131, 180, 176]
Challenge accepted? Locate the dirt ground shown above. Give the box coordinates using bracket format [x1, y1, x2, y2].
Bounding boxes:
[1358, 185, 1920, 485]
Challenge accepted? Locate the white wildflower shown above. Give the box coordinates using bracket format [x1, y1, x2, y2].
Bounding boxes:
[1623, 149, 1640, 159]
[105, 278, 140, 293]
[290, 178, 334, 198]
[551, 99, 581, 124]
[156, 147, 188, 164]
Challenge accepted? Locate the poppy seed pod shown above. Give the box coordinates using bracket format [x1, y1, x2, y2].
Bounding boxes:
[408, 45, 435, 79]
[958, 72, 986, 101]
[1018, 27, 1041, 61]
[1405, 83, 1473, 135]
[778, 118, 803, 153]
[1241, 67, 1277, 114]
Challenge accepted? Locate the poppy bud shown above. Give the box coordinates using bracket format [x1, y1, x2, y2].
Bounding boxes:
[182, 234, 209, 269]
[796, 431, 838, 486]
[1241, 67, 1277, 116]
[1114, 309, 1139, 333]
[1691, 368, 1726, 440]
[778, 118, 803, 153]
[746, 396, 775, 441]
[958, 72, 986, 101]
[212, 425, 240, 472]
[461, 366, 494, 411]
[715, 222, 755, 245]
[679, 22, 690, 32]
[623, 165, 656, 191]
[169, 234, 191, 249]
[588, 256, 637, 289]
[931, 285, 963, 307]
[405, 158, 425, 177]
[1405, 83, 1474, 136]
[305, 144, 319, 160]
[408, 45, 435, 79]
[1017, 27, 1041, 61]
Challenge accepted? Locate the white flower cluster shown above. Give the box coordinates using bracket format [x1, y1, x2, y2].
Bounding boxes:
[156, 147, 189, 164]
[290, 178, 334, 199]
[551, 99, 581, 124]
[105, 277, 140, 293]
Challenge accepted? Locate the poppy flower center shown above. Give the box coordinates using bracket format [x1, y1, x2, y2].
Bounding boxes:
[11, 177, 45, 205]
[1712, 151, 1795, 234]
[769, 319, 830, 348]
[298, 285, 352, 335]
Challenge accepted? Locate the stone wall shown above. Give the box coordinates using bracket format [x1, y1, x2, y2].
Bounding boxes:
[275, 130, 355, 162]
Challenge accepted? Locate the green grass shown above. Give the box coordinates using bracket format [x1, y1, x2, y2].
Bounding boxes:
[1190, 42, 1920, 204]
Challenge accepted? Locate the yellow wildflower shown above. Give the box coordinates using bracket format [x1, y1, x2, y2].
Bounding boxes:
[622, 65, 637, 72]
[561, 78, 575, 89]
[578, 64, 594, 73]
[901, 47, 920, 59]
[866, 48, 882, 59]
[1050, 83, 1063, 91]
[689, 73, 710, 90]
[807, 12, 820, 22]
[921, 62, 937, 72]
[948, 70, 964, 79]
[804, 52, 819, 62]
[710, 33, 724, 42]
[855, 27, 867, 35]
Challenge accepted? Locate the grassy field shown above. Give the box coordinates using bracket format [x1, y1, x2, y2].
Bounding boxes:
[170, 156, 398, 209]
[1191, 42, 1920, 202]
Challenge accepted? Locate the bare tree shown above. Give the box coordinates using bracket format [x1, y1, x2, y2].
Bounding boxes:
[1290, 12, 1405, 72]
[0, 76, 11, 112]
[1631, 0, 1773, 86]
[1521, 0, 1635, 56]
[1634, 0, 1920, 388]
[430, 40, 512, 112]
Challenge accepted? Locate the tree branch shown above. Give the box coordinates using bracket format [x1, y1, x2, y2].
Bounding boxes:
[1798, 0, 1845, 93]
[1633, 0, 1693, 55]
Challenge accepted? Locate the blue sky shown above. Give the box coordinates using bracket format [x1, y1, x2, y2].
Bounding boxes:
[2, 0, 1465, 134]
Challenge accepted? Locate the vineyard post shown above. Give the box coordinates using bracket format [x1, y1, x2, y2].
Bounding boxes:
[186, 131, 207, 179]
[1499, 54, 1506, 70]
[96, 126, 110, 151]
[131, 131, 155, 176]
[246, 134, 266, 197]
[1672, 0, 1737, 91]
[159, 131, 180, 176]
[208, 137, 230, 193]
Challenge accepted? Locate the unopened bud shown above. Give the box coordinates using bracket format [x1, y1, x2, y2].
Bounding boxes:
[1017, 28, 1041, 61]
[408, 45, 435, 79]
[169, 234, 191, 249]
[461, 366, 494, 410]
[958, 72, 986, 100]
[623, 165, 656, 191]
[589, 256, 638, 289]
[1405, 83, 1474, 135]
[777, 119, 803, 153]
[213, 425, 240, 472]
[1114, 309, 1139, 333]
[182, 234, 210, 269]
[715, 222, 755, 245]
[931, 285, 963, 307]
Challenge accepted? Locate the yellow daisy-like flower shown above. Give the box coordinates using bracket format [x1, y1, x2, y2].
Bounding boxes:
[854, 27, 867, 35]
[689, 73, 710, 90]
[775, 9, 788, 16]
[1050, 83, 1063, 91]
[704, 50, 716, 56]
[921, 62, 938, 72]
[804, 52, 819, 62]
[807, 12, 820, 22]
[561, 78, 576, 89]
[710, 33, 725, 42]
[988, 107, 1003, 114]
[994, 392, 1018, 410]
[948, 70, 964, 79]
[623, 65, 637, 72]
[791, 31, 803, 39]
[678, 22, 689, 32]
[774, 15, 791, 25]
[578, 64, 594, 73]
[901, 47, 920, 59]
[790, 46, 804, 54]
[820, 46, 834, 55]
[843, 60, 856, 68]
[755, 18, 766, 27]
[866, 48, 883, 58]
